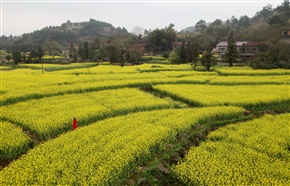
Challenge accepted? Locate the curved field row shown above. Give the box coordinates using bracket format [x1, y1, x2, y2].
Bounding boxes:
[0, 106, 245, 185]
[1, 76, 212, 105]
[153, 84, 290, 108]
[0, 121, 33, 159]
[1, 88, 184, 140]
[215, 67, 290, 76]
[172, 113, 290, 185]
[1, 70, 166, 91]
[209, 75, 290, 85]
[18, 62, 99, 72]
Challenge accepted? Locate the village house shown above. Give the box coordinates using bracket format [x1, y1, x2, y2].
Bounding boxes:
[213, 41, 267, 60]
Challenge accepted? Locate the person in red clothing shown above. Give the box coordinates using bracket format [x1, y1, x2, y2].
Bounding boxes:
[72, 117, 77, 130]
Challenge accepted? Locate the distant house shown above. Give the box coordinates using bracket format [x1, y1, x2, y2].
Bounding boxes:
[213, 41, 267, 60]
[214, 41, 248, 53]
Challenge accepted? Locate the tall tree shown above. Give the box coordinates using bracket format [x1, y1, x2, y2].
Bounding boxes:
[69, 42, 78, 62]
[179, 41, 187, 64]
[37, 46, 45, 74]
[225, 31, 238, 67]
[195, 20, 207, 33]
[12, 50, 21, 65]
[78, 44, 85, 61]
[41, 39, 62, 57]
[201, 46, 214, 71]
[84, 42, 90, 59]
[191, 42, 200, 69]
[29, 50, 37, 63]
[5, 55, 11, 62]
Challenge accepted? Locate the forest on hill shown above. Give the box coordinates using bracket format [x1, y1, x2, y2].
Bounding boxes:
[1, 1, 289, 69]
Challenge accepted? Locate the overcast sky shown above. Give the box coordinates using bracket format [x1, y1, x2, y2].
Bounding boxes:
[1, 0, 284, 36]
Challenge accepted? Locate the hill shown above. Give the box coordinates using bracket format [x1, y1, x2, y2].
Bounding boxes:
[0, 19, 130, 52]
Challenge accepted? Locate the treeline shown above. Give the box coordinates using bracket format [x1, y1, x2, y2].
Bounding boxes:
[2, 1, 290, 69]
[176, 1, 290, 69]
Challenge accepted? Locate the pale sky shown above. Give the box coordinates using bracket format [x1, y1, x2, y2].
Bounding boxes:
[1, 0, 284, 36]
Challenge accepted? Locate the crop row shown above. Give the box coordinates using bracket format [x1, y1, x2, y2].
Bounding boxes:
[1, 76, 212, 105]
[1, 88, 184, 140]
[153, 84, 290, 108]
[209, 75, 289, 85]
[172, 113, 290, 185]
[0, 121, 33, 159]
[215, 67, 290, 76]
[0, 106, 245, 185]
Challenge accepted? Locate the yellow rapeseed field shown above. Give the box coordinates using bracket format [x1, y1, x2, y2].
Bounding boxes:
[172, 113, 290, 185]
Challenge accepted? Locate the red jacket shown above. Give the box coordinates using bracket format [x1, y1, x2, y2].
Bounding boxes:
[72, 119, 77, 130]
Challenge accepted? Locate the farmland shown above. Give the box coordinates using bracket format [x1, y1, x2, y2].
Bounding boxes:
[0, 63, 289, 185]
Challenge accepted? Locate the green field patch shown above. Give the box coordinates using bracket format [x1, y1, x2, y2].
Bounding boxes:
[1, 88, 184, 140]
[153, 84, 290, 108]
[0, 106, 244, 185]
[172, 113, 290, 185]
[0, 121, 33, 160]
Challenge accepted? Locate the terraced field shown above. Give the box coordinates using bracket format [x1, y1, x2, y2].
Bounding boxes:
[1, 63, 289, 185]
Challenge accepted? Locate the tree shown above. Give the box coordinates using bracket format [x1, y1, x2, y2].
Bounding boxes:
[5, 55, 11, 62]
[186, 41, 193, 63]
[238, 15, 250, 28]
[268, 15, 283, 26]
[29, 50, 37, 63]
[179, 41, 187, 64]
[84, 42, 90, 60]
[191, 42, 200, 69]
[125, 46, 143, 65]
[201, 47, 214, 71]
[36, 46, 45, 74]
[78, 44, 85, 61]
[12, 50, 21, 65]
[169, 51, 180, 64]
[144, 24, 177, 54]
[195, 20, 207, 33]
[225, 31, 238, 67]
[105, 45, 120, 64]
[69, 42, 78, 62]
[41, 39, 62, 57]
